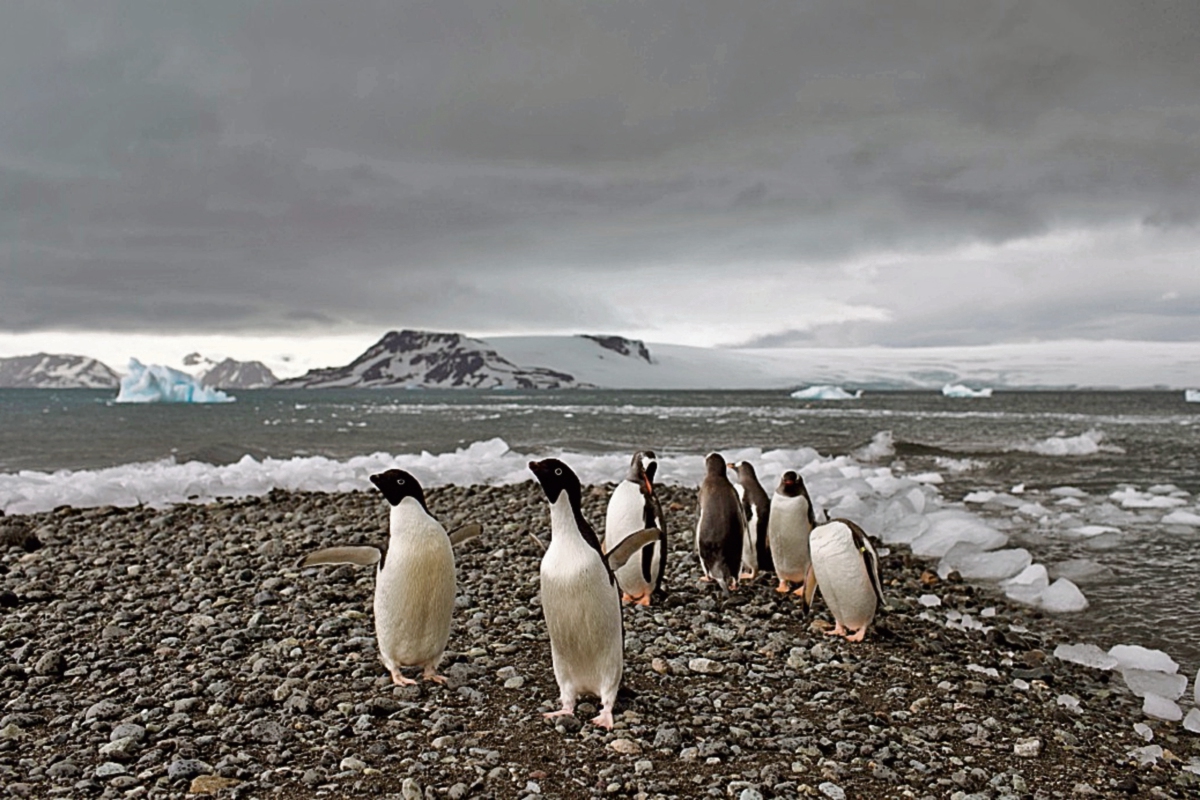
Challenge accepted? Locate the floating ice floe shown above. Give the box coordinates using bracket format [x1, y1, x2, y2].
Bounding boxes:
[1109, 644, 1179, 674]
[115, 359, 234, 404]
[1048, 558, 1112, 582]
[941, 383, 993, 398]
[1161, 510, 1200, 526]
[1141, 694, 1182, 722]
[1016, 429, 1121, 457]
[1039, 578, 1088, 612]
[1109, 487, 1187, 509]
[790, 385, 863, 400]
[1053, 643, 1119, 671]
[937, 545, 1031, 581]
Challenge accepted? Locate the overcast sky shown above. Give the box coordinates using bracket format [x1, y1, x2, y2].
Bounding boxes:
[2, 0, 1198, 367]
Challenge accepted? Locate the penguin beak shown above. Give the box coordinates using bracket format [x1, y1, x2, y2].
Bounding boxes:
[643, 476, 653, 495]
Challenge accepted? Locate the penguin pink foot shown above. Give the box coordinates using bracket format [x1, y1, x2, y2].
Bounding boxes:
[846, 627, 868, 643]
[635, 594, 651, 607]
[423, 667, 447, 684]
[775, 579, 792, 593]
[390, 670, 418, 686]
[591, 707, 615, 730]
[543, 704, 576, 720]
[824, 621, 847, 637]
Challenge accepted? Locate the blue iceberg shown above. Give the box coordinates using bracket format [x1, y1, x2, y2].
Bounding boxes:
[790, 385, 863, 400]
[115, 359, 235, 404]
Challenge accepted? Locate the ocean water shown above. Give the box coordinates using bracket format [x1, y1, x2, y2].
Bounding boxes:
[2, 388, 1198, 673]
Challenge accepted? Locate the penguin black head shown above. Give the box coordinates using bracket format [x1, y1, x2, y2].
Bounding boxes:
[628, 450, 658, 488]
[369, 469, 428, 511]
[777, 470, 803, 497]
[728, 460, 758, 481]
[529, 458, 581, 506]
[704, 452, 726, 476]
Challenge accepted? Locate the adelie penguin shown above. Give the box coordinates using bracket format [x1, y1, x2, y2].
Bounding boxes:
[529, 458, 659, 730]
[804, 518, 884, 642]
[695, 452, 746, 593]
[728, 460, 773, 580]
[767, 470, 818, 598]
[300, 469, 481, 685]
[604, 450, 668, 606]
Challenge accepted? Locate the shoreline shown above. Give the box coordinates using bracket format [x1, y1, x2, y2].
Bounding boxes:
[0, 483, 1197, 798]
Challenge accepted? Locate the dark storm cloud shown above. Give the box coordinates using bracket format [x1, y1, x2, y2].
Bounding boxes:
[1, 1, 1199, 342]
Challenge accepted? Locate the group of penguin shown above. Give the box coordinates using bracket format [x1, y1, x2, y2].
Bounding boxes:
[301, 451, 885, 732]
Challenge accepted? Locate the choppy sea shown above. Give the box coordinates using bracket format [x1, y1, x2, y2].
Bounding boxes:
[1, 388, 1198, 674]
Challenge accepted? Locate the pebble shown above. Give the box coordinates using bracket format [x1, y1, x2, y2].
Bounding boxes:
[688, 657, 724, 674]
[1014, 738, 1043, 758]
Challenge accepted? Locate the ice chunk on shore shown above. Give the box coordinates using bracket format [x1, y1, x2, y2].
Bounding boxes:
[910, 510, 1008, 557]
[918, 594, 942, 607]
[1053, 643, 1118, 671]
[853, 430, 895, 461]
[1142, 694, 1182, 722]
[941, 383, 993, 398]
[1002, 564, 1050, 605]
[1039, 578, 1088, 612]
[1109, 645, 1179, 674]
[1162, 510, 1200, 526]
[791, 385, 862, 400]
[1122, 669, 1188, 700]
[115, 359, 234, 404]
[937, 545, 1031, 581]
[1185, 708, 1200, 734]
[1185, 389, 1200, 403]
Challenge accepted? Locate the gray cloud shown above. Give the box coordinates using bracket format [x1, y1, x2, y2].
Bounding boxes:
[1, 1, 1199, 344]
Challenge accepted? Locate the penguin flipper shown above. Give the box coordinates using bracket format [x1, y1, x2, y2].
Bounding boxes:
[605, 528, 660, 571]
[301, 546, 381, 567]
[803, 562, 819, 609]
[448, 522, 483, 547]
[842, 519, 886, 609]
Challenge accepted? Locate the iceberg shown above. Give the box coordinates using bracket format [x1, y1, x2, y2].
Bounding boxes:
[1185, 389, 1200, 403]
[115, 359, 235, 404]
[790, 385, 863, 400]
[941, 383, 993, 398]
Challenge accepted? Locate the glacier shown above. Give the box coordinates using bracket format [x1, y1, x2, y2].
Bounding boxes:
[941, 383, 993, 398]
[115, 359, 235, 404]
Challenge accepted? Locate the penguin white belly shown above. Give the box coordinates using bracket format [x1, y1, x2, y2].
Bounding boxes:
[741, 503, 759, 573]
[767, 495, 813, 583]
[605, 481, 655, 598]
[373, 517, 455, 672]
[540, 538, 623, 699]
[810, 522, 876, 631]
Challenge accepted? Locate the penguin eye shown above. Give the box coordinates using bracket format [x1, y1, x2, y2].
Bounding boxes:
[554, 468, 562, 476]
[396, 478, 405, 486]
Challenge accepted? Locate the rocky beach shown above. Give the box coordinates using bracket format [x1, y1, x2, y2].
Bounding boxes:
[1, 483, 1197, 799]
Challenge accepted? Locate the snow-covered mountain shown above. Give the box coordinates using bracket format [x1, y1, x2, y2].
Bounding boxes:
[275, 330, 587, 389]
[199, 358, 277, 389]
[0, 353, 120, 389]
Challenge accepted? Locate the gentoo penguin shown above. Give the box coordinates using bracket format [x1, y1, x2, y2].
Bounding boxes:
[695, 453, 746, 593]
[604, 450, 668, 605]
[805, 518, 884, 642]
[301, 469, 480, 685]
[766, 470, 818, 597]
[728, 460, 773, 579]
[529, 458, 658, 730]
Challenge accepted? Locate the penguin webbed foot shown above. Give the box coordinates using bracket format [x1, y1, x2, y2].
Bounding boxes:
[390, 670, 418, 686]
[635, 595, 651, 607]
[775, 579, 791, 594]
[422, 668, 448, 684]
[845, 627, 868, 643]
[824, 621, 847, 638]
[543, 706, 576, 720]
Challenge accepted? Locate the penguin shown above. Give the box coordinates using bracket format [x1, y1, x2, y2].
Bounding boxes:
[728, 460, 773, 579]
[603, 450, 668, 606]
[301, 469, 480, 685]
[529, 458, 658, 730]
[766, 470, 818, 597]
[695, 452, 746, 593]
[804, 518, 884, 642]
